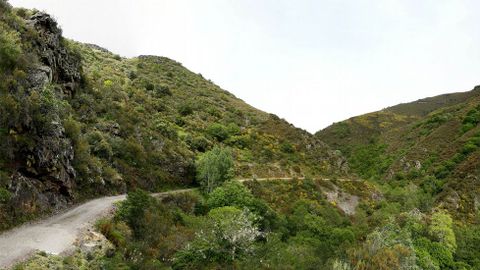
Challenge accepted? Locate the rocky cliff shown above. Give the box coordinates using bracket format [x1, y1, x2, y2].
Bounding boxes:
[2, 11, 83, 222]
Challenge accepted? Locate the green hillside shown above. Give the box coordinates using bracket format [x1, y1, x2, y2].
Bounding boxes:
[0, 2, 345, 230]
[3, 1, 480, 269]
[317, 86, 480, 221]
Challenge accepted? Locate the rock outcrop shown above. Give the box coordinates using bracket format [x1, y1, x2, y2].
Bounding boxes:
[8, 12, 82, 216]
[27, 12, 82, 96]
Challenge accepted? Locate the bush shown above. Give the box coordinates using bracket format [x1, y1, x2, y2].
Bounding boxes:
[207, 123, 230, 142]
[455, 225, 480, 268]
[97, 218, 130, 248]
[189, 136, 210, 152]
[178, 103, 193, 116]
[115, 189, 153, 238]
[0, 187, 11, 203]
[0, 23, 22, 73]
[157, 84, 172, 96]
[349, 142, 392, 179]
[144, 82, 155, 91]
[461, 106, 480, 133]
[461, 142, 477, 155]
[280, 142, 295, 153]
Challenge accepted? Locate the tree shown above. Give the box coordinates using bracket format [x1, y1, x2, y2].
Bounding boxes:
[428, 210, 456, 253]
[206, 180, 254, 209]
[196, 146, 234, 193]
[349, 221, 420, 270]
[173, 206, 261, 269]
[115, 189, 153, 238]
[207, 180, 278, 231]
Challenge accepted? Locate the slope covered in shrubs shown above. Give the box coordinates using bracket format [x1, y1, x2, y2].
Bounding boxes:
[0, 1, 346, 231]
[317, 86, 480, 221]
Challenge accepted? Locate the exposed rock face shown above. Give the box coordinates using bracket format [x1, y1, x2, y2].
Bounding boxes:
[322, 183, 359, 215]
[28, 12, 82, 96]
[8, 12, 82, 216]
[26, 65, 52, 91]
[9, 173, 69, 215]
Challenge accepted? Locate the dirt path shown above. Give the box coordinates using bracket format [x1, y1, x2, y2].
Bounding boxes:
[0, 177, 352, 268]
[0, 189, 194, 269]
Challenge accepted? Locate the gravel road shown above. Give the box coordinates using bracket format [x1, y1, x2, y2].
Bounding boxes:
[0, 177, 348, 268]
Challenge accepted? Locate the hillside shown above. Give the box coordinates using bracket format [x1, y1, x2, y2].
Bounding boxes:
[3, 1, 480, 269]
[0, 3, 346, 231]
[317, 85, 480, 220]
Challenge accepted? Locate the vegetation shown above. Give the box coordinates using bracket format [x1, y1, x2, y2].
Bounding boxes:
[0, 3, 344, 231]
[2, 1, 480, 269]
[195, 146, 234, 193]
[85, 177, 480, 269]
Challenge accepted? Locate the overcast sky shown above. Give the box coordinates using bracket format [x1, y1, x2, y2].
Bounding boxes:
[9, 0, 480, 133]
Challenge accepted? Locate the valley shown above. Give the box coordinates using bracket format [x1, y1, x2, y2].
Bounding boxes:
[1, 1, 480, 269]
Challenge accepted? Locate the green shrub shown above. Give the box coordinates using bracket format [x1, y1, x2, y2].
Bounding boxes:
[97, 218, 130, 248]
[206, 123, 230, 141]
[348, 142, 392, 179]
[428, 210, 457, 253]
[144, 82, 155, 91]
[461, 142, 477, 155]
[189, 135, 210, 152]
[226, 123, 240, 136]
[0, 1, 12, 13]
[0, 187, 11, 203]
[461, 106, 480, 133]
[103, 79, 114, 88]
[0, 23, 22, 73]
[178, 103, 193, 116]
[86, 131, 113, 160]
[280, 142, 295, 153]
[115, 189, 153, 238]
[157, 84, 172, 96]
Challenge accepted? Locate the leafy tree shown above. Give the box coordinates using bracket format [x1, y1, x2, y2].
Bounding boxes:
[455, 225, 480, 268]
[207, 180, 278, 231]
[428, 210, 457, 253]
[207, 207, 261, 259]
[349, 221, 419, 270]
[196, 146, 234, 193]
[115, 189, 153, 238]
[207, 180, 253, 209]
[173, 206, 261, 268]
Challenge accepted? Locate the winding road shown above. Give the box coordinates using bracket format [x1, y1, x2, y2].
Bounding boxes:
[0, 177, 351, 268]
[0, 189, 193, 269]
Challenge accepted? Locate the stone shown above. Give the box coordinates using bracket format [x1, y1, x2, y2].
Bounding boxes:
[27, 12, 82, 96]
[26, 65, 52, 91]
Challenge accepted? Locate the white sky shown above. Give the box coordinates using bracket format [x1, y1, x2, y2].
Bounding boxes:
[9, 0, 480, 133]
